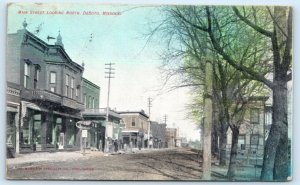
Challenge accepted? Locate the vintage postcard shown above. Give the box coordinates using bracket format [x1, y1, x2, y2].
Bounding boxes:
[5, 2, 292, 181]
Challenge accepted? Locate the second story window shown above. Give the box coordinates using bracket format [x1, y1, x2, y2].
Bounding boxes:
[132, 118, 136, 127]
[75, 86, 79, 97]
[88, 96, 92, 108]
[50, 72, 56, 84]
[83, 94, 86, 107]
[250, 134, 259, 146]
[50, 72, 56, 93]
[92, 97, 95, 108]
[34, 66, 40, 89]
[24, 62, 30, 88]
[250, 108, 260, 124]
[65, 74, 69, 97]
[70, 77, 74, 99]
[87, 96, 90, 108]
[50, 87, 56, 93]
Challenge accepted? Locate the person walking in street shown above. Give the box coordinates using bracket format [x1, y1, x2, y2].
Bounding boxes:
[113, 140, 118, 152]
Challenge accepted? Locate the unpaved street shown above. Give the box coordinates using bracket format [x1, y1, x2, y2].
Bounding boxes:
[7, 148, 203, 180]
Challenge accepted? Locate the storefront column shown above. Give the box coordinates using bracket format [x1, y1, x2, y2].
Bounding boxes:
[41, 112, 47, 150]
[15, 108, 20, 154]
[62, 117, 67, 148]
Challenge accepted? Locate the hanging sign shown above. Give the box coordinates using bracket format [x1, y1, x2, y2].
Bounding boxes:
[82, 130, 88, 138]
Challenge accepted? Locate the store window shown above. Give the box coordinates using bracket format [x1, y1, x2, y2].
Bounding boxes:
[33, 114, 42, 145]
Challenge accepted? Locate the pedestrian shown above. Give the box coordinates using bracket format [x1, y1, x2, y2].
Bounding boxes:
[138, 140, 142, 150]
[114, 140, 118, 152]
[149, 139, 153, 149]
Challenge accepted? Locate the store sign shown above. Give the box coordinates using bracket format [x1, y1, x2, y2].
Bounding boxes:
[106, 124, 113, 138]
[82, 130, 88, 138]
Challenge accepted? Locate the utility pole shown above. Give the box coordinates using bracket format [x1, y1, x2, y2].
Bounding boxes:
[147, 97, 152, 149]
[105, 63, 115, 122]
[104, 63, 115, 152]
[163, 114, 168, 125]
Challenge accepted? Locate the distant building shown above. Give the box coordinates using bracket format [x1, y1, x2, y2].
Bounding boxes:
[150, 121, 166, 148]
[227, 96, 269, 156]
[119, 110, 149, 148]
[6, 20, 85, 154]
[166, 128, 177, 148]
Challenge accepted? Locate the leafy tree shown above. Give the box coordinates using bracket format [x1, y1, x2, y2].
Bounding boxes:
[164, 6, 292, 180]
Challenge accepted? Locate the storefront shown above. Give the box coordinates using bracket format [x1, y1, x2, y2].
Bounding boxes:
[19, 101, 81, 153]
[121, 129, 145, 148]
[6, 111, 18, 158]
[76, 120, 105, 151]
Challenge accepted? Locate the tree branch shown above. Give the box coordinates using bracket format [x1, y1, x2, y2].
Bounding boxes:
[232, 6, 273, 38]
[282, 7, 293, 72]
[205, 6, 274, 89]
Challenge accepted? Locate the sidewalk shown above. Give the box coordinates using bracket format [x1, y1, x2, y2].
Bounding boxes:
[211, 164, 262, 181]
[6, 150, 105, 167]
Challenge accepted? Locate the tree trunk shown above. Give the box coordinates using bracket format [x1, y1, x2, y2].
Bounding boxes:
[261, 78, 289, 181]
[227, 126, 239, 180]
[202, 61, 213, 180]
[219, 123, 228, 166]
[211, 127, 219, 156]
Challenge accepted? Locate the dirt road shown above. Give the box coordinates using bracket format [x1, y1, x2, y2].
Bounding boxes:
[7, 148, 203, 180]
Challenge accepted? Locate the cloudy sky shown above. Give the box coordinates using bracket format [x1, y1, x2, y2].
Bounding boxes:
[7, 3, 200, 141]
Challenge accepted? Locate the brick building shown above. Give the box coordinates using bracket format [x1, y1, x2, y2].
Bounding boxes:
[119, 110, 149, 148]
[6, 20, 85, 154]
[81, 78, 122, 151]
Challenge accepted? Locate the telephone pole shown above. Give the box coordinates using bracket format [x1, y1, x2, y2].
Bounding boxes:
[105, 63, 115, 122]
[147, 98, 152, 149]
[163, 114, 168, 125]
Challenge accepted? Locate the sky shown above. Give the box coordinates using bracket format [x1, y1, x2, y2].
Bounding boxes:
[7, 3, 200, 141]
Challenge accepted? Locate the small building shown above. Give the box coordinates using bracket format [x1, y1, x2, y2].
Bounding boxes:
[150, 121, 166, 148]
[166, 128, 177, 148]
[119, 110, 149, 148]
[81, 78, 103, 150]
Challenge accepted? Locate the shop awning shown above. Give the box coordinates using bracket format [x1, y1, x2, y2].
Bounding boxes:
[122, 129, 139, 133]
[24, 101, 82, 119]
